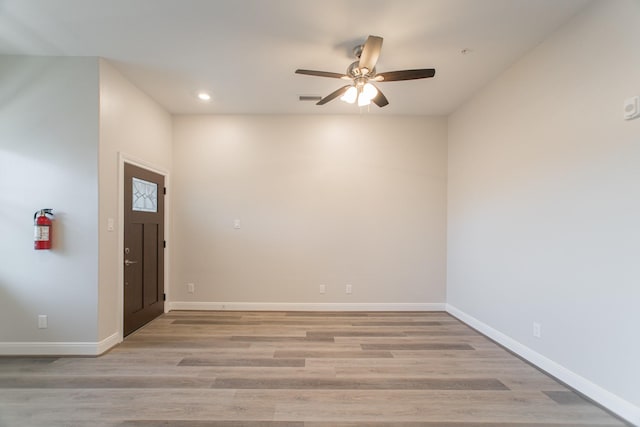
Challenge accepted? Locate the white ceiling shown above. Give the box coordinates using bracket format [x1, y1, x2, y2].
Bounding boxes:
[0, 0, 590, 115]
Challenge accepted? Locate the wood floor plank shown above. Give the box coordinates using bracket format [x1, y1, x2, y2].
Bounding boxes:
[230, 336, 334, 343]
[351, 321, 443, 326]
[118, 422, 303, 426]
[172, 320, 263, 325]
[361, 343, 475, 350]
[402, 330, 478, 336]
[178, 358, 305, 367]
[302, 423, 622, 427]
[306, 331, 407, 338]
[363, 311, 448, 317]
[285, 312, 369, 317]
[273, 350, 394, 359]
[212, 377, 509, 390]
[118, 340, 252, 349]
[0, 357, 58, 365]
[0, 376, 214, 389]
[543, 390, 592, 405]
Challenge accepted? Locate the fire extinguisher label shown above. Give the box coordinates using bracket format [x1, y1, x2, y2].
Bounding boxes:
[34, 226, 50, 241]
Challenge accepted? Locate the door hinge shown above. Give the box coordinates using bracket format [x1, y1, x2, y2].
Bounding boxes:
[163, 187, 166, 195]
[163, 293, 166, 301]
[163, 240, 166, 249]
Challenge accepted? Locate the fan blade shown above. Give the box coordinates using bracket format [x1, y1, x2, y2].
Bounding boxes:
[295, 69, 348, 79]
[316, 85, 351, 105]
[371, 85, 389, 107]
[376, 69, 435, 81]
[358, 35, 383, 73]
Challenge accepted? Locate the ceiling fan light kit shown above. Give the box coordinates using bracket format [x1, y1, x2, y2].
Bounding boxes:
[295, 35, 435, 108]
[341, 86, 358, 104]
[340, 82, 377, 106]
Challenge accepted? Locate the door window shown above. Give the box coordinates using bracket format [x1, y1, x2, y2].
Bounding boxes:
[132, 177, 158, 212]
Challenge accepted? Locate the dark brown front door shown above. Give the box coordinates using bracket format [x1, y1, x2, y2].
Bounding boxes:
[124, 163, 165, 336]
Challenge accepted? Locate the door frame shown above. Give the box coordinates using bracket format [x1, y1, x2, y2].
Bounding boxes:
[117, 152, 170, 341]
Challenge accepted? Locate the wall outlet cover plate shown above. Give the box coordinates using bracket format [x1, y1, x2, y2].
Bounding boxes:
[624, 96, 639, 120]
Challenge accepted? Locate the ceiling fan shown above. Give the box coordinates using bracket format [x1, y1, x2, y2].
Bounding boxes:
[295, 35, 435, 108]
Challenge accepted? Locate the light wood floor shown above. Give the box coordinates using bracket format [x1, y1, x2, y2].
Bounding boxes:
[0, 311, 628, 426]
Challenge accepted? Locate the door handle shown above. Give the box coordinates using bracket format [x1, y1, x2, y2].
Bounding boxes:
[124, 259, 138, 266]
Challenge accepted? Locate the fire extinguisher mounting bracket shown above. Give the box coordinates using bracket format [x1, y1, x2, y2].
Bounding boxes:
[33, 208, 54, 221]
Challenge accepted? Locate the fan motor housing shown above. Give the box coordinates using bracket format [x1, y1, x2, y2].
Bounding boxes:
[347, 61, 375, 79]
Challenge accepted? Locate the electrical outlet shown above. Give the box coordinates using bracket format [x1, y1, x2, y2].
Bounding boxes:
[38, 315, 48, 329]
[346, 284, 352, 294]
[533, 322, 541, 338]
[624, 96, 639, 120]
[187, 283, 195, 294]
[233, 219, 241, 229]
[319, 284, 326, 294]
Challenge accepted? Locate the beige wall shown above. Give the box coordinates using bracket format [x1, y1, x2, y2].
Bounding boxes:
[171, 115, 447, 307]
[98, 59, 173, 340]
[447, 0, 640, 416]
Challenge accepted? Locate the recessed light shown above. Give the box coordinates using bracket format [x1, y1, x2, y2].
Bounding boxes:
[197, 92, 211, 101]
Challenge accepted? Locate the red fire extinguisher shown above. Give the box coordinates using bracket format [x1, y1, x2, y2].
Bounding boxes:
[34, 209, 54, 250]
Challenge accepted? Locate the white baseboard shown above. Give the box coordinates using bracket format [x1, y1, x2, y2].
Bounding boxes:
[167, 301, 446, 312]
[96, 332, 121, 355]
[446, 304, 639, 426]
[0, 332, 121, 356]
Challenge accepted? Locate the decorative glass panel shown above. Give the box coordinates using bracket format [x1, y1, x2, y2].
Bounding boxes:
[132, 177, 158, 212]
